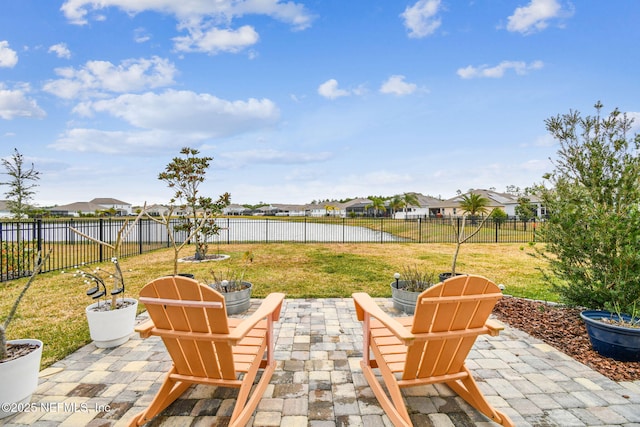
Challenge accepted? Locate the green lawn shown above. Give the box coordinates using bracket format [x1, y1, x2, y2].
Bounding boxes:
[1, 242, 551, 368]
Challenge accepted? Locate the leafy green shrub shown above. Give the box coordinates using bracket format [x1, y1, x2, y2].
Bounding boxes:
[539, 101, 640, 316]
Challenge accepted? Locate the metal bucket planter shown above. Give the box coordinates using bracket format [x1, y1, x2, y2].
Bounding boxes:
[580, 310, 640, 362]
[390, 281, 424, 315]
[0, 339, 43, 419]
[221, 282, 253, 315]
[85, 298, 139, 348]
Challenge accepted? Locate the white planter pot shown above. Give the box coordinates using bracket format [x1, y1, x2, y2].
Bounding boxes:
[85, 298, 138, 348]
[0, 339, 43, 419]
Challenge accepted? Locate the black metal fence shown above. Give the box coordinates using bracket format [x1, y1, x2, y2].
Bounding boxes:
[0, 217, 539, 281]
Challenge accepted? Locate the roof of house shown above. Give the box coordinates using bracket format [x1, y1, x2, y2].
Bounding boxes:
[48, 202, 106, 212]
[431, 189, 540, 208]
[90, 198, 131, 205]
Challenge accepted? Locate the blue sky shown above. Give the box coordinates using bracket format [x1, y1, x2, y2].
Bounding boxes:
[1, 0, 639, 208]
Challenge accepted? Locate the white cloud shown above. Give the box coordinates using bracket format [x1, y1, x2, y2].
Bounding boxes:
[0, 41, 18, 68]
[457, 60, 544, 79]
[134, 28, 151, 43]
[0, 83, 46, 120]
[48, 43, 72, 59]
[173, 25, 259, 54]
[506, 0, 571, 34]
[401, 0, 442, 38]
[61, 0, 313, 30]
[318, 79, 350, 100]
[50, 128, 188, 154]
[74, 89, 280, 136]
[43, 56, 177, 99]
[219, 149, 332, 167]
[379, 75, 417, 96]
[51, 90, 280, 154]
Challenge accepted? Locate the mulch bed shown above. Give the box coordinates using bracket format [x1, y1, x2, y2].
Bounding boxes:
[493, 297, 640, 382]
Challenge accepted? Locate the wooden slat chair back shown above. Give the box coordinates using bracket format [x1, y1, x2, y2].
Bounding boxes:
[129, 276, 285, 427]
[353, 274, 514, 427]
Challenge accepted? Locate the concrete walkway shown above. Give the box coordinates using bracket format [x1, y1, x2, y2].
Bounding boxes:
[4, 298, 640, 426]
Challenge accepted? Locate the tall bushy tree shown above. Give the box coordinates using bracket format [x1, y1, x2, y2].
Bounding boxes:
[1, 148, 40, 218]
[539, 101, 640, 314]
[159, 147, 230, 260]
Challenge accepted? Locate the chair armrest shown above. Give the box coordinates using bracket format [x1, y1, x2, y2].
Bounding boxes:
[135, 319, 155, 339]
[353, 292, 414, 344]
[228, 293, 285, 343]
[486, 318, 505, 337]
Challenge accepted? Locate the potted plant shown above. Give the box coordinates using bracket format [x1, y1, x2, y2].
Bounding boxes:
[0, 250, 49, 419]
[209, 250, 254, 315]
[539, 101, 640, 361]
[68, 209, 145, 348]
[390, 265, 438, 314]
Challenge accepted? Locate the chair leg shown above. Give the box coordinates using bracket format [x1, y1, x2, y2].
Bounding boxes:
[361, 360, 412, 427]
[229, 360, 276, 427]
[446, 367, 514, 427]
[128, 367, 191, 426]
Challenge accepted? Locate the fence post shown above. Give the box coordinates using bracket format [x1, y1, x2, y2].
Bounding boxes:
[36, 219, 43, 254]
[99, 218, 104, 262]
[138, 219, 143, 254]
[418, 217, 422, 243]
[495, 219, 499, 243]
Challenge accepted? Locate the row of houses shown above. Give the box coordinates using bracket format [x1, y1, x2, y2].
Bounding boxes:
[6, 189, 543, 219]
[224, 189, 544, 219]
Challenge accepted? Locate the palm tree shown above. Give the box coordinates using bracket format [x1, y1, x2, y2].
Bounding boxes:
[367, 197, 387, 217]
[324, 204, 337, 217]
[401, 192, 420, 219]
[458, 193, 490, 217]
[388, 196, 403, 217]
[449, 192, 493, 275]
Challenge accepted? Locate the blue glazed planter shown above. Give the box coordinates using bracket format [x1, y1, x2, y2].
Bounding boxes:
[580, 310, 640, 362]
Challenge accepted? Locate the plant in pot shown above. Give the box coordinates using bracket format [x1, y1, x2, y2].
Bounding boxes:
[441, 193, 494, 282]
[157, 146, 231, 263]
[68, 209, 145, 348]
[209, 250, 254, 315]
[0, 250, 50, 419]
[391, 265, 438, 314]
[538, 101, 640, 361]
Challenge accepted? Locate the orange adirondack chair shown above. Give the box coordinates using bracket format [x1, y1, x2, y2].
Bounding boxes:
[353, 274, 514, 427]
[129, 276, 285, 427]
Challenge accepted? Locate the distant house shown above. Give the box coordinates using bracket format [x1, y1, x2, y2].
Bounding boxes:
[144, 204, 171, 217]
[223, 204, 253, 216]
[0, 200, 13, 218]
[90, 198, 132, 216]
[48, 198, 133, 217]
[431, 189, 543, 218]
[393, 193, 443, 219]
[344, 198, 375, 217]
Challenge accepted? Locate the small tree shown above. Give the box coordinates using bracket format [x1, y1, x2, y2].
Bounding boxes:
[450, 200, 494, 275]
[158, 147, 230, 260]
[515, 197, 537, 221]
[490, 208, 508, 227]
[539, 101, 640, 315]
[0, 148, 40, 219]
